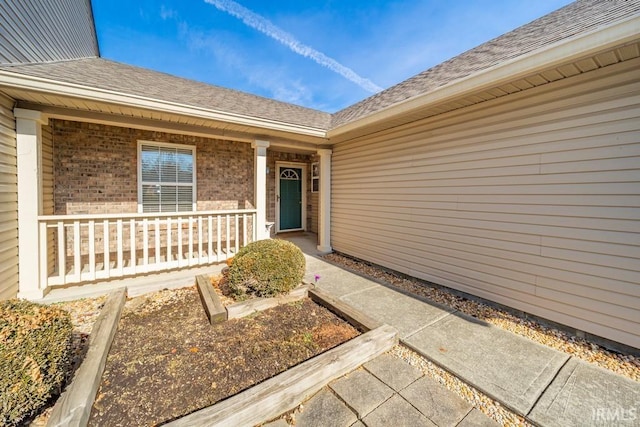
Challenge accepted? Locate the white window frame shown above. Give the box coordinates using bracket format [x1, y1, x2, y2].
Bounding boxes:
[137, 140, 197, 213]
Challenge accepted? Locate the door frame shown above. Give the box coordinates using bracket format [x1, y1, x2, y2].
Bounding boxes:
[275, 161, 307, 233]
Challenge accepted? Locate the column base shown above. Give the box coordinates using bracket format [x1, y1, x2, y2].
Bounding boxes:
[316, 245, 333, 254]
[17, 288, 47, 301]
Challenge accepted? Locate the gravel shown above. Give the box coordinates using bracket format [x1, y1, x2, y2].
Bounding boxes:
[323, 253, 639, 382]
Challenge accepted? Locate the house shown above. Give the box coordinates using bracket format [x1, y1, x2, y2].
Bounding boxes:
[0, 0, 638, 350]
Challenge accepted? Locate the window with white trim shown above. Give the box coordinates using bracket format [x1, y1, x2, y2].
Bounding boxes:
[138, 141, 196, 213]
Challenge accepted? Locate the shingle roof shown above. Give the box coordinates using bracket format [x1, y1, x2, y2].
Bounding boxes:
[1, 0, 637, 133]
[330, 0, 640, 128]
[0, 57, 332, 130]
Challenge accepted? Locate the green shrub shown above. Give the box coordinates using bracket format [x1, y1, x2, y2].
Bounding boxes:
[227, 239, 306, 299]
[0, 299, 73, 426]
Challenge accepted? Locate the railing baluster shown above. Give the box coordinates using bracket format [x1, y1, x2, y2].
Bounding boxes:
[142, 218, 149, 268]
[243, 214, 247, 247]
[235, 214, 239, 254]
[188, 216, 194, 265]
[117, 219, 123, 275]
[226, 214, 230, 258]
[177, 217, 183, 266]
[88, 220, 96, 280]
[155, 217, 160, 265]
[198, 216, 203, 263]
[103, 220, 110, 276]
[129, 218, 136, 273]
[72, 221, 81, 281]
[167, 217, 172, 266]
[208, 215, 213, 263]
[57, 221, 65, 283]
[216, 216, 221, 262]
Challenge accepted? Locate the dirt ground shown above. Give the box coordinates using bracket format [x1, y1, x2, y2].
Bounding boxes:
[88, 287, 359, 426]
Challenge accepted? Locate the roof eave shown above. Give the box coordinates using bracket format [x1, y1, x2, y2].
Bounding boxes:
[327, 14, 640, 141]
[0, 71, 328, 138]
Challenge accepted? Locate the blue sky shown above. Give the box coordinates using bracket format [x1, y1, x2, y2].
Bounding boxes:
[92, 0, 573, 113]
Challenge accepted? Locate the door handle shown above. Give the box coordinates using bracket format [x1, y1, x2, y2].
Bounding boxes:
[276, 195, 280, 202]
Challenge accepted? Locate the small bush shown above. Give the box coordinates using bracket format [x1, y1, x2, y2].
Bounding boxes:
[227, 239, 305, 299]
[0, 299, 73, 426]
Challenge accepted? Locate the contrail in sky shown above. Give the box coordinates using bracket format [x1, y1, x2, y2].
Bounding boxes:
[204, 0, 383, 93]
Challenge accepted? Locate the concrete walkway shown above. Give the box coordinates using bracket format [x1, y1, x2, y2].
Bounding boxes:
[271, 353, 499, 427]
[284, 233, 640, 427]
[265, 354, 498, 427]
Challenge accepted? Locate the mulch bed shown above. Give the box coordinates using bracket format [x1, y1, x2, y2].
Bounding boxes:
[88, 286, 359, 426]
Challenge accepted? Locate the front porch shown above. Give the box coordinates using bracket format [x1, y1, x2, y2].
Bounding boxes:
[16, 111, 332, 300]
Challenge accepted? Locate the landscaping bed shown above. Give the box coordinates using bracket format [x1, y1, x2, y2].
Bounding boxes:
[88, 286, 360, 426]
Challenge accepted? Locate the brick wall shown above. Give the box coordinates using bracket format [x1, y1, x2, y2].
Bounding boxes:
[52, 119, 254, 215]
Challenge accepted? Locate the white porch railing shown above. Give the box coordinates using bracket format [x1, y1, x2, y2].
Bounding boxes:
[37, 209, 256, 287]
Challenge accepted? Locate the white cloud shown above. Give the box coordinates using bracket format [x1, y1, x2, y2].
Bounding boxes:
[179, 23, 317, 107]
[203, 0, 383, 94]
[160, 5, 177, 20]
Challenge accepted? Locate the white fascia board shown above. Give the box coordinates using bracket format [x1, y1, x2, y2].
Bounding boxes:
[327, 14, 640, 139]
[0, 72, 327, 138]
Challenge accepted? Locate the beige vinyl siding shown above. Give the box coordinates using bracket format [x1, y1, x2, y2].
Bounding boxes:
[0, 0, 98, 64]
[331, 58, 640, 349]
[0, 92, 18, 299]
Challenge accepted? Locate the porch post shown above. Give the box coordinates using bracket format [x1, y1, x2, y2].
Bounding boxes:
[317, 149, 332, 253]
[252, 140, 270, 240]
[15, 108, 47, 299]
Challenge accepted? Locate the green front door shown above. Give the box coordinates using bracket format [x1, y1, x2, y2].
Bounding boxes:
[279, 167, 302, 230]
